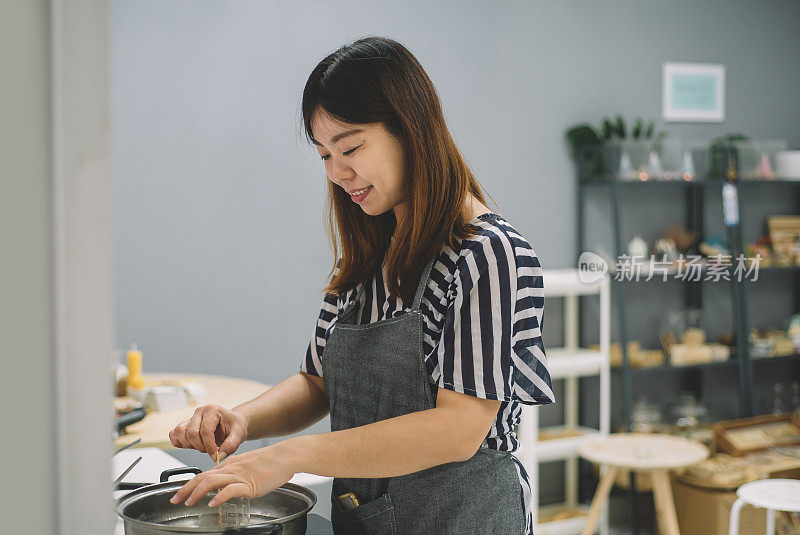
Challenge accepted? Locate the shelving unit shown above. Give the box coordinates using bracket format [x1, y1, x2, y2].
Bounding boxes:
[576, 148, 800, 422]
[517, 268, 610, 535]
[575, 145, 800, 534]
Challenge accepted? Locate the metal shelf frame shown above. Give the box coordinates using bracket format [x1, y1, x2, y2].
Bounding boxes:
[575, 144, 800, 535]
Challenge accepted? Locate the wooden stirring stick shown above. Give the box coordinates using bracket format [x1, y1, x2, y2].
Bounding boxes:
[216, 449, 222, 527]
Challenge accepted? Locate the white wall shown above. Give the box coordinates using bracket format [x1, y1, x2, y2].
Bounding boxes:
[1, 1, 57, 531]
[52, 0, 115, 533]
[1, 1, 114, 533]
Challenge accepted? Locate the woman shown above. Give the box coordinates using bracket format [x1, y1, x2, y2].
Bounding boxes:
[168, 36, 554, 534]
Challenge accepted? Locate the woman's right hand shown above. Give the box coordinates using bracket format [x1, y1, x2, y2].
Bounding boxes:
[169, 404, 249, 461]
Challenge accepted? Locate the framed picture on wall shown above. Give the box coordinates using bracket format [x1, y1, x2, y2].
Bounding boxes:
[662, 62, 725, 122]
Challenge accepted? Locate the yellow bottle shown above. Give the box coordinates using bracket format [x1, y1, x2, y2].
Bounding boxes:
[126, 344, 145, 391]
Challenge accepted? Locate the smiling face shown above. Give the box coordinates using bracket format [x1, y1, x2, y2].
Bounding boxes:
[311, 109, 408, 221]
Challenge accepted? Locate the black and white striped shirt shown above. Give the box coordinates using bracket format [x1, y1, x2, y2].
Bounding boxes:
[301, 212, 554, 534]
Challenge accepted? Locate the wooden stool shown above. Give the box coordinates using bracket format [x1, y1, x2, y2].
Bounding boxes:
[729, 478, 800, 535]
[578, 433, 708, 535]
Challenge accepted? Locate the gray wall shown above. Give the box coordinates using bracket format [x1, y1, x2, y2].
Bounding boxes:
[111, 0, 800, 464]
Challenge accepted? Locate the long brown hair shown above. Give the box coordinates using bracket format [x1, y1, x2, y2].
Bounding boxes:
[302, 36, 495, 304]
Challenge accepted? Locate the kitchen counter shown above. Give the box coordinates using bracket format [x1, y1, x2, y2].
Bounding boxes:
[304, 514, 334, 534]
[115, 373, 272, 450]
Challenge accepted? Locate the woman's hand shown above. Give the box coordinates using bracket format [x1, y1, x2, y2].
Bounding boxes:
[169, 441, 298, 507]
[168, 404, 248, 461]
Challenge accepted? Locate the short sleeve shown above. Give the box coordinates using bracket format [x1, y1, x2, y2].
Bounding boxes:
[434, 232, 555, 406]
[510, 243, 554, 405]
[300, 292, 340, 378]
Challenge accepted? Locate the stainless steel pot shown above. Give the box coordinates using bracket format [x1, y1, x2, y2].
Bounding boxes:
[116, 468, 316, 535]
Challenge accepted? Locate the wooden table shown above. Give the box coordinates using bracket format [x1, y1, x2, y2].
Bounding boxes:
[114, 373, 271, 450]
[578, 433, 709, 535]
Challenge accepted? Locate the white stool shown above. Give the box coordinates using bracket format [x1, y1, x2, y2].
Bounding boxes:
[729, 478, 800, 535]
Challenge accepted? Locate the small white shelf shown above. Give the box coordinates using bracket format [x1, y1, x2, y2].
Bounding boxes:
[543, 269, 604, 296]
[537, 504, 592, 535]
[518, 268, 610, 535]
[537, 425, 605, 462]
[547, 348, 607, 379]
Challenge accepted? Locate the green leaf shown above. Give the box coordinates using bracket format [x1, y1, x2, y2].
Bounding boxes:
[632, 119, 643, 140]
[645, 121, 655, 139]
[615, 115, 626, 139]
[600, 118, 613, 140]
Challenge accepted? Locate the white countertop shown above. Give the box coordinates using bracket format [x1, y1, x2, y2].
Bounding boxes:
[113, 448, 188, 534]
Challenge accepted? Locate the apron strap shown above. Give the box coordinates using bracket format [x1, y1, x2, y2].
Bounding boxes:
[346, 253, 437, 314]
[349, 280, 366, 313]
[411, 254, 436, 312]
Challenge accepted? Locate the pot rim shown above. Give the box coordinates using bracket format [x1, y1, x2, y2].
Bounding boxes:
[115, 479, 316, 533]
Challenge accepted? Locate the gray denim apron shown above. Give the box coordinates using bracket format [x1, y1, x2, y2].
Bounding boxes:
[321, 255, 525, 535]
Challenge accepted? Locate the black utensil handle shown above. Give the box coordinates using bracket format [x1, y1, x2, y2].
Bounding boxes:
[223, 522, 282, 534]
[159, 467, 202, 482]
[113, 437, 142, 456]
[115, 407, 147, 432]
[116, 481, 149, 490]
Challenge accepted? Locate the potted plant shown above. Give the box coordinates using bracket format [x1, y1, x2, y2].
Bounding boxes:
[566, 115, 667, 182]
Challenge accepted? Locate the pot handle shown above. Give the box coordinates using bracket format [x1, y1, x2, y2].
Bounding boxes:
[223, 522, 282, 534]
[159, 467, 202, 482]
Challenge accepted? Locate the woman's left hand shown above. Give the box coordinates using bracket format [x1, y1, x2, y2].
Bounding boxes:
[169, 441, 298, 507]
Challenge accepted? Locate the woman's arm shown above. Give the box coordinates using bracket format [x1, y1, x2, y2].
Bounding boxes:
[288, 387, 501, 477]
[234, 371, 329, 439]
[170, 387, 501, 506]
